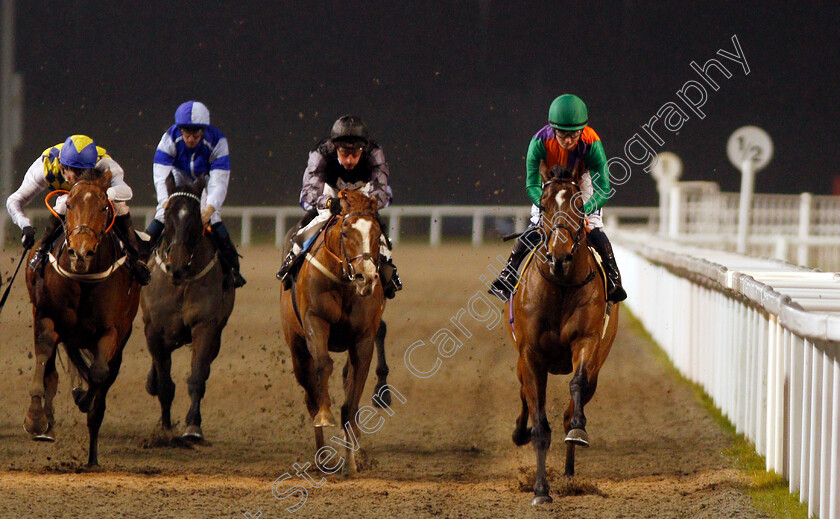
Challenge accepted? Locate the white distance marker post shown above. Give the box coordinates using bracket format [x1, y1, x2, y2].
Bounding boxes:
[727, 126, 773, 254]
[650, 152, 683, 235]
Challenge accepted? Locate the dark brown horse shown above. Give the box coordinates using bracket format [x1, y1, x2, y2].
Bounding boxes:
[281, 190, 386, 473]
[141, 174, 235, 441]
[508, 163, 620, 504]
[24, 169, 141, 466]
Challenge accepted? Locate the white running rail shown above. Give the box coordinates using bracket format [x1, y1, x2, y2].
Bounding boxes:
[615, 231, 840, 519]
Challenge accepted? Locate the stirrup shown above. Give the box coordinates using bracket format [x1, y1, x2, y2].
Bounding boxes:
[231, 270, 246, 289]
[28, 249, 48, 272]
[488, 276, 514, 302]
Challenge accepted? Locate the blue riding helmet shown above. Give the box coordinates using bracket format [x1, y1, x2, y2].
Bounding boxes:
[175, 100, 210, 128]
[58, 135, 99, 169]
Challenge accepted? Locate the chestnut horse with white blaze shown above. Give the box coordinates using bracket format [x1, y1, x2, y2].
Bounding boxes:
[281, 190, 386, 474]
[24, 169, 141, 466]
[508, 162, 619, 504]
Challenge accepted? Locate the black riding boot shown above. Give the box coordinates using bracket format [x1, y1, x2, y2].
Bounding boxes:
[488, 225, 542, 301]
[141, 219, 165, 262]
[113, 214, 151, 286]
[379, 258, 402, 299]
[212, 222, 246, 289]
[587, 228, 627, 303]
[276, 209, 319, 288]
[377, 218, 402, 299]
[29, 215, 64, 273]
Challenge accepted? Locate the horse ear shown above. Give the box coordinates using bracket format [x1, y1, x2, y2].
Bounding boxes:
[538, 160, 550, 182]
[165, 172, 176, 196]
[98, 168, 112, 188]
[195, 175, 208, 194]
[573, 159, 586, 183]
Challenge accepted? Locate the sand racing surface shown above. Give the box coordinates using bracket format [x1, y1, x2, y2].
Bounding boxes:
[0, 243, 763, 518]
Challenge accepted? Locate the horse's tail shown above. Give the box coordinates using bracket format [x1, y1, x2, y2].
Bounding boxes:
[62, 345, 92, 384]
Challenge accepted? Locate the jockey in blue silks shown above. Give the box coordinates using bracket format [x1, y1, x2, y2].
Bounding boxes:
[144, 100, 246, 288]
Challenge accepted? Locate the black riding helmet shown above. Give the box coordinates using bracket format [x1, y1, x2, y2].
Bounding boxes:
[330, 115, 369, 148]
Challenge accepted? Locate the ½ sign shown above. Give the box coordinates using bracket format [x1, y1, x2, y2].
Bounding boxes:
[727, 126, 773, 172]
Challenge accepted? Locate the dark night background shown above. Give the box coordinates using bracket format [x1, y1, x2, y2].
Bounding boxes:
[9, 1, 840, 208]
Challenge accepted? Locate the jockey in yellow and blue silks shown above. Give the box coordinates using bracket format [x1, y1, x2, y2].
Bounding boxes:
[144, 101, 245, 288]
[5, 135, 151, 284]
[488, 94, 627, 303]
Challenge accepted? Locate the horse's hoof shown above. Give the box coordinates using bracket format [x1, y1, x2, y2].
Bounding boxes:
[24, 399, 49, 436]
[72, 387, 92, 413]
[182, 425, 204, 441]
[372, 385, 391, 408]
[531, 494, 553, 505]
[313, 410, 337, 428]
[33, 425, 56, 442]
[145, 368, 158, 396]
[565, 428, 590, 447]
[512, 426, 532, 446]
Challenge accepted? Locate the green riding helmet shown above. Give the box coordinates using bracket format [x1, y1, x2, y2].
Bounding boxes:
[548, 94, 589, 131]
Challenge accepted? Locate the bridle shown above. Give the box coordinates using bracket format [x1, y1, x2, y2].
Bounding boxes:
[157, 191, 206, 273]
[321, 211, 381, 284]
[536, 178, 595, 289]
[46, 182, 116, 248]
[539, 178, 586, 256]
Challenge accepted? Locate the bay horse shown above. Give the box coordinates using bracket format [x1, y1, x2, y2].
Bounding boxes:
[24, 169, 140, 466]
[281, 190, 386, 473]
[141, 174, 235, 441]
[508, 162, 620, 504]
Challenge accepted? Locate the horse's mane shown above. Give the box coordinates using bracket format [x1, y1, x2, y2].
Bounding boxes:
[77, 168, 105, 182]
[340, 190, 378, 213]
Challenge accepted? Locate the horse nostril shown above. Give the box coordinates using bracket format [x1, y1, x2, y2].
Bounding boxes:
[355, 273, 365, 283]
[85, 250, 95, 260]
[67, 249, 77, 259]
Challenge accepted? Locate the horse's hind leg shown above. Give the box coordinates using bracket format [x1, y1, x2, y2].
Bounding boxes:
[184, 325, 223, 441]
[512, 382, 531, 446]
[340, 336, 375, 475]
[25, 316, 58, 439]
[519, 353, 552, 505]
[372, 321, 391, 408]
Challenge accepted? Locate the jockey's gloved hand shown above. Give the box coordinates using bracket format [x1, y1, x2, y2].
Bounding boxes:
[327, 197, 342, 216]
[21, 226, 36, 249]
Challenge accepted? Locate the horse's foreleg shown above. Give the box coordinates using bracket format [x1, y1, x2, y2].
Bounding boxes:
[26, 316, 59, 439]
[145, 327, 176, 430]
[303, 314, 335, 428]
[184, 325, 223, 441]
[565, 338, 601, 449]
[520, 353, 552, 505]
[86, 350, 122, 467]
[341, 336, 375, 475]
[372, 321, 390, 408]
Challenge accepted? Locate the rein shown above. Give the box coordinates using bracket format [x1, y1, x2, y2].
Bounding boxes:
[535, 178, 596, 289]
[314, 211, 381, 284]
[156, 191, 210, 277]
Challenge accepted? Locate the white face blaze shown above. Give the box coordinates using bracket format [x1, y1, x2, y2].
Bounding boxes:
[350, 219, 378, 278]
[178, 206, 190, 222]
[555, 189, 567, 210]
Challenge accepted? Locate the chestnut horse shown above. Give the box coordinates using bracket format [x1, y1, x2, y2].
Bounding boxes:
[508, 163, 619, 504]
[281, 190, 386, 473]
[24, 169, 140, 466]
[141, 174, 235, 441]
